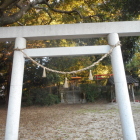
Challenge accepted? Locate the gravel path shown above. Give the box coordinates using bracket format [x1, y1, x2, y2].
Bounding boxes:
[0, 102, 140, 140]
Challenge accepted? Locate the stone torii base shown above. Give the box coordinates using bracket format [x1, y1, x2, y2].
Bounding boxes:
[0, 21, 139, 140]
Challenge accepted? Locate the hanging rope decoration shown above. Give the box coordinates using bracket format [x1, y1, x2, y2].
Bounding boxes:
[89, 70, 93, 80]
[42, 68, 47, 77]
[14, 41, 121, 75]
[63, 77, 69, 88]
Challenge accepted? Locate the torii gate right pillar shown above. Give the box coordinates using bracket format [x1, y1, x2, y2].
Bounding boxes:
[108, 33, 137, 140]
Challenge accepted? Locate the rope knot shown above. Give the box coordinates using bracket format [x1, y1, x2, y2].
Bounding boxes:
[109, 41, 121, 48]
[14, 48, 26, 51]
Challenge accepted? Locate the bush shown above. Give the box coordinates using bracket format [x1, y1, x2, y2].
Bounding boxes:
[34, 89, 48, 105]
[100, 86, 112, 101]
[24, 93, 33, 106]
[45, 94, 60, 106]
[22, 87, 60, 106]
[80, 84, 101, 102]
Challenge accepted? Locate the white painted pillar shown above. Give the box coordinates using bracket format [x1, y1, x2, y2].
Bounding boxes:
[5, 37, 26, 140]
[108, 33, 137, 140]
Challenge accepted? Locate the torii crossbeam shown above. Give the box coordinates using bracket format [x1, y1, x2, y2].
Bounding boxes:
[0, 21, 140, 140]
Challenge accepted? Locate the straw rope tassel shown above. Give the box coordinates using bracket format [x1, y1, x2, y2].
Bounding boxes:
[89, 70, 93, 80]
[63, 77, 69, 88]
[42, 68, 46, 77]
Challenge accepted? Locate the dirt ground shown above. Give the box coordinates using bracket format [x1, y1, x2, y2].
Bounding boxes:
[0, 102, 140, 140]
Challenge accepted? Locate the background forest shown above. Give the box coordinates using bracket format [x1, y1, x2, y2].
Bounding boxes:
[0, 0, 140, 105]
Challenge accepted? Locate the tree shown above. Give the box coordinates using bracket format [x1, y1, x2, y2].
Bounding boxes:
[126, 52, 140, 77]
[0, 0, 139, 104]
[1, 0, 139, 26]
[0, 0, 101, 26]
[1, 0, 139, 63]
[0, 41, 14, 103]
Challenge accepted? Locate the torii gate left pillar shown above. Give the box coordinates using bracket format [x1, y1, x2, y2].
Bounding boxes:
[5, 37, 26, 140]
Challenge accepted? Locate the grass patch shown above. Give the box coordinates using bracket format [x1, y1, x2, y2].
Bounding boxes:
[77, 108, 118, 114]
[77, 109, 99, 114]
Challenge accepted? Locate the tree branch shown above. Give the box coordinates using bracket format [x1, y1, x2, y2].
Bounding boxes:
[17, 21, 24, 26]
[45, 2, 83, 19]
[44, 2, 104, 23]
[0, 4, 30, 26]
[31, 0, 49, 6]
[0, 0, 16, 10]
[0, 0, 105, 26]
[16, 0, 25, 9]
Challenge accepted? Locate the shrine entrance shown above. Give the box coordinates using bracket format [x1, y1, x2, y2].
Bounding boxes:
[0, 21, 140, 140]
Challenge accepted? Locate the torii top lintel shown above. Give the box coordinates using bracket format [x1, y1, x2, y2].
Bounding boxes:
[0, 21, 140, 41]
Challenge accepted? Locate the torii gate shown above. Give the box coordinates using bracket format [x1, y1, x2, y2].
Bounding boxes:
[0, 21, 140, 140]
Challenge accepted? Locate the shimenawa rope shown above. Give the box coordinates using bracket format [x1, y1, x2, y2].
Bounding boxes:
[14, 41, 121, 74]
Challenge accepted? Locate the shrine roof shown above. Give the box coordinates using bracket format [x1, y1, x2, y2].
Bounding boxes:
[108, 75, 139, 85]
